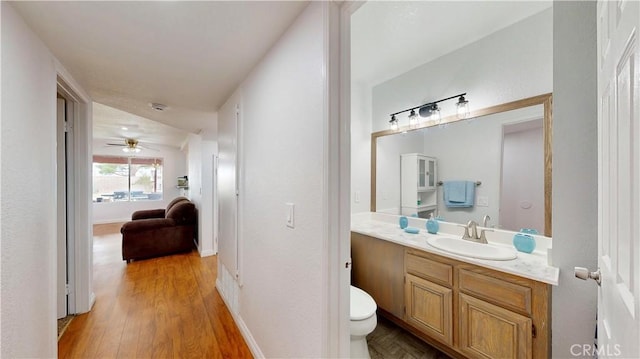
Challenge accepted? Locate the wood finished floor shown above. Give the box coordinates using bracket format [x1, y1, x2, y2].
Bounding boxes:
[367, 316, 450, 359]
[59, 223, 252, 359]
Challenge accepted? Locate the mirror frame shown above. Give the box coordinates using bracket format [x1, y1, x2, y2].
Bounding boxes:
[370, 93, 553, 236]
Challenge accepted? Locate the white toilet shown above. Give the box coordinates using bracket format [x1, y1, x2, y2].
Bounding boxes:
[350, 285, 377, 358]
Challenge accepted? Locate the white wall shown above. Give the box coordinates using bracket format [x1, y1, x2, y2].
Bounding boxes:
[500, 124, 544, 233]
[375, 130, 423, 214]
[552, 2, 599, 356]
[216, 3, 330, 357]
[1, 3, 91, 356]
[370, 8, 552, 133]
[351, 82, 372, 213]
[92, 138, 187, 223]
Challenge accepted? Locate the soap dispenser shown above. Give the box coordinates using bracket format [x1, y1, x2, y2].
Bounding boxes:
[426, 213, 439, 234]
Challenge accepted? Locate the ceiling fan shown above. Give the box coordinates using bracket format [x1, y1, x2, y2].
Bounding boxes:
[106, 138, 157, 153]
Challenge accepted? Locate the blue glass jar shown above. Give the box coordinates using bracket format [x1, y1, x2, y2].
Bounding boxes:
[426, 217, 439, 234]
[513, 232, 536, 253]
[399, 216, 409, 229]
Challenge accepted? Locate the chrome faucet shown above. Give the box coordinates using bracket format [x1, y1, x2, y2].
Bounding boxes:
[462, 220, 479, 241]
[461, 219, 491, 244]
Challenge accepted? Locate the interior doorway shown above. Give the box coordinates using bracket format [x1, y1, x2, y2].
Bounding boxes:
[56, 90, 76, 319]
[500, 118, 544, 233]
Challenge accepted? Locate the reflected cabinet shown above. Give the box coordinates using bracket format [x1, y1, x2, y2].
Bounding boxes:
[401, 153, 437, 217]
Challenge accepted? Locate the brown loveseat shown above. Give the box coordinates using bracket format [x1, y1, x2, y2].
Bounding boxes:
[121, 197, 197, 262]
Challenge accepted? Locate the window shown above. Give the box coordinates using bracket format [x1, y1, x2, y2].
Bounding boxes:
[93, 155, 163, 202]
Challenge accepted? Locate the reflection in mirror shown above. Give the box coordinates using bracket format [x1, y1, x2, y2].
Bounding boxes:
[372, 95, 552, 236]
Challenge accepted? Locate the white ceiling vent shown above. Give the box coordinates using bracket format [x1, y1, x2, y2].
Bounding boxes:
[150, 102, 168, 112]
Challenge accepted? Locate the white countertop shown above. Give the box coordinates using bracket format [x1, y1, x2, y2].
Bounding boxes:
[351, 212, 559, 286]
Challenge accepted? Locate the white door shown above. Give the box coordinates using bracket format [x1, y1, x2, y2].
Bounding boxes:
[596, 0, 640, 356]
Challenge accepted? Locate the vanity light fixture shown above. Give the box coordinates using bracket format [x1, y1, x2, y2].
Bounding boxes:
[389, 93, 469, 130]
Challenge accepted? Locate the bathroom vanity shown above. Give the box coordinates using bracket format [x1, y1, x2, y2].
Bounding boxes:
[351, 213, 559, 359]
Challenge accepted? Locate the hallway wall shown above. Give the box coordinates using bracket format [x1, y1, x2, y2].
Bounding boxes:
[1, 3, 92, 356]
[216, 2, 331, 357]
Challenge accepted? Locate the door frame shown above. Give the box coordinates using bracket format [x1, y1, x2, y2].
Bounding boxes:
[325, 1, 364, 357]
[56, 69, 94, 314]
[56, 94, 74, 318]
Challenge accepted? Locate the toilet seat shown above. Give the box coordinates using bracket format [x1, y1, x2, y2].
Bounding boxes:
[350, 285, 377, 320]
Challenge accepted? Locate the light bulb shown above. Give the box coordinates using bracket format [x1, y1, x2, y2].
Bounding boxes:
[457, 95, 470, 119]
[389, 115, 399, 131]
[408, 109, 419, 128]
[430, 104, 441, 124]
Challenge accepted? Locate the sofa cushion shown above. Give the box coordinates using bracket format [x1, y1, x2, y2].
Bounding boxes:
[166, 201, 196, 225]
[121, 218, 175, 233]
[166, 196, 189, 212]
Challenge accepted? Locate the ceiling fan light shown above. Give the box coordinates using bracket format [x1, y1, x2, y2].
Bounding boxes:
[123, 147, 141, 153]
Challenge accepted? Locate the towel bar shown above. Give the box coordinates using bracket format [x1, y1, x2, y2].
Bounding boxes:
[437, 181, 481, 186]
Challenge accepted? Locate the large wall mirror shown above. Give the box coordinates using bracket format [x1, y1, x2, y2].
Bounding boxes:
[370, 94, 552, 237]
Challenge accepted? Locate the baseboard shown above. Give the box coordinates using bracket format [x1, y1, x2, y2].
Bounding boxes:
[89, 292, 96, 310]
[199, 249, 216, 257]
[215, 278, 264, 359]
[92, 218, 129, 225]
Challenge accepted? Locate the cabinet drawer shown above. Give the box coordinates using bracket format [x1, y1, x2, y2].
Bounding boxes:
[459, 269, 532, 316]
[406, 252, 453, 287]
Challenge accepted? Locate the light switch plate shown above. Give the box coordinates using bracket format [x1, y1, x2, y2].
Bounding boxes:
[354, 191, 360, 203]
[286, 203, 295, 228]
[477, 196, 489, 207]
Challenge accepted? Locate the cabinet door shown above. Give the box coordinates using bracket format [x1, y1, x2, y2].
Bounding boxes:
[405, 273, 453, 345]
[417, 157, 427, 190]
[427, 157, 436, 189]
[459, 293, 532, 359]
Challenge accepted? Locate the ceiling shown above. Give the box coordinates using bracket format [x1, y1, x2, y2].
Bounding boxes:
[12, 1, 551, 147]
[352, 1, 552, 87]
[11, 1, 308, 143]
[93, 102, 188, 149]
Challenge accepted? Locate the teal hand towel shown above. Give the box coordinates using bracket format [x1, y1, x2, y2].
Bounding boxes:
[445, 181, 467, 202]
[443, 181, 475, 208]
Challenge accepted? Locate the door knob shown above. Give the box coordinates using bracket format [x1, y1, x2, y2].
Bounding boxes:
[574, 267, 601, 286]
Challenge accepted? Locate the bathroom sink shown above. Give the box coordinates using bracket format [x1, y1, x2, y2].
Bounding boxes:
[426, 236, 517, 261]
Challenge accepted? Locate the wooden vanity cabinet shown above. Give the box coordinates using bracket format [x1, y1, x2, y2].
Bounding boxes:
[351, 233, 405, 319]
[350, 233, 550, 359]
[405, 249, 550, 359]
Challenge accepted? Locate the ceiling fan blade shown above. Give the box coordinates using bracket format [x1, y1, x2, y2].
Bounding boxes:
[138, 145, 159, 152]
[106, 143, 126, 146]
